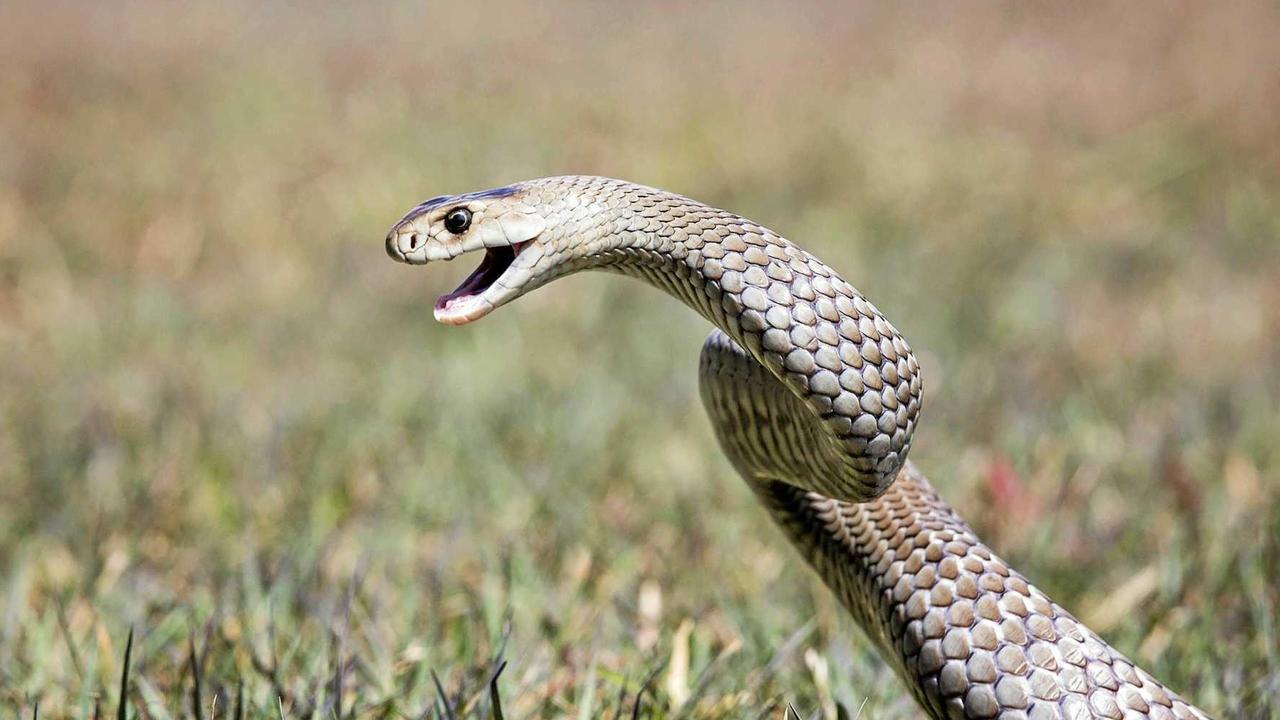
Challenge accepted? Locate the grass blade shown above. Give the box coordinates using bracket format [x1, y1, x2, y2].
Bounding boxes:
[189, 636, 206, 720]
[117, 627, 134, 720]
[487, 660, 507, 720]
[631, 661, 665, 720]
[430, 670, 456, 720]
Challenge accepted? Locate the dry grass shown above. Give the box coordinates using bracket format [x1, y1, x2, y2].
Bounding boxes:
[1, 1, 1278, 717]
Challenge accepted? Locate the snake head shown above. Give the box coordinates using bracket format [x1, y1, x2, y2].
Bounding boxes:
[385, 183, 550, 325]
[387, 176, 655, 325]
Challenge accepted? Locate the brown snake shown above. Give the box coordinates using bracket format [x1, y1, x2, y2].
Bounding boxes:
[385, 176, 1209, 719]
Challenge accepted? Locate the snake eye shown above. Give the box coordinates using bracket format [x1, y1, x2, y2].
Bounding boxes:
[444, 207, 472, 235]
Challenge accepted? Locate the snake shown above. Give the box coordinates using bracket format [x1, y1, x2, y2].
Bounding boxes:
[385, 176, 1210, 719]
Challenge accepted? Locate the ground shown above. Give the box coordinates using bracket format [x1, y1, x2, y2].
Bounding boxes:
[0, 2, 1277, 718]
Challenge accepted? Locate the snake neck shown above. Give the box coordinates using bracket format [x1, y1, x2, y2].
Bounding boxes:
[539, 185, 923, 502]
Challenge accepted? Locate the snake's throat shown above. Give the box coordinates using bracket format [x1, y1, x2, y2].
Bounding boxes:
[433, 244, 523, 325]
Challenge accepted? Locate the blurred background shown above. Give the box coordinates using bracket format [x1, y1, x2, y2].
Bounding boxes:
[1, 1, 1277, 717]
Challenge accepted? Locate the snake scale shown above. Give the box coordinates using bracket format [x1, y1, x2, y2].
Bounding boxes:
[385, 176, 1209, 719]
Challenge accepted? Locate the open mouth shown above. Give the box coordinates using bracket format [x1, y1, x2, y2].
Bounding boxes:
[433, 243, 524, 324]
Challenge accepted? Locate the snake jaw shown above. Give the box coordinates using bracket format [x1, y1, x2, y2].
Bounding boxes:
[386, 189, 547, 325]
[431, 241, 530, 325]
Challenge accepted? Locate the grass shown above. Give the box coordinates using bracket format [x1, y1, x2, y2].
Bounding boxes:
[1, 1, 1278, 717]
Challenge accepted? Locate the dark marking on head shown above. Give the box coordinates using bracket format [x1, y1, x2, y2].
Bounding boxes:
[411, 185, 519, 217]
[464, 185, 518, 202]
[413, 195, 453, 213]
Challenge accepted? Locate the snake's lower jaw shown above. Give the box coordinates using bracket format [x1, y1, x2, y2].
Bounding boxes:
[432, 294, 493, 325]
[431, 242, 531, 326]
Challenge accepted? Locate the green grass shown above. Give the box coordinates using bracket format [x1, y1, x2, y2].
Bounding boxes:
[1, 1, 1278, 717]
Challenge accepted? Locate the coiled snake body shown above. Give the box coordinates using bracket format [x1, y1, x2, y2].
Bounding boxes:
[386, 176, 1208, 719]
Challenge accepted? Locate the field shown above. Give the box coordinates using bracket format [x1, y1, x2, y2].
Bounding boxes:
[1, 1, 1278, 717]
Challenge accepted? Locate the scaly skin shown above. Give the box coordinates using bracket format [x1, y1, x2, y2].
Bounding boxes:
[386, 175, 1209, 719]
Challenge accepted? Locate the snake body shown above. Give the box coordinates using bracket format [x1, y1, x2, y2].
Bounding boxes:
[386, 176, 1209, 719]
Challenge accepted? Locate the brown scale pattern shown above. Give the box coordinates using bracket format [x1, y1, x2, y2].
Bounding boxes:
[756, 468, 1207, 720]
[700, 334, 1208, 720]
[386, 176, 1211, 718]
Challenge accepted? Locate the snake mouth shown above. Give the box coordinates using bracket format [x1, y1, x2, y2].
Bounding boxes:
[433, 243, 525, 325]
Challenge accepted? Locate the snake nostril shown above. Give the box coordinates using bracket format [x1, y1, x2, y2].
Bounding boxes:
[407, 233, 421, 250]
